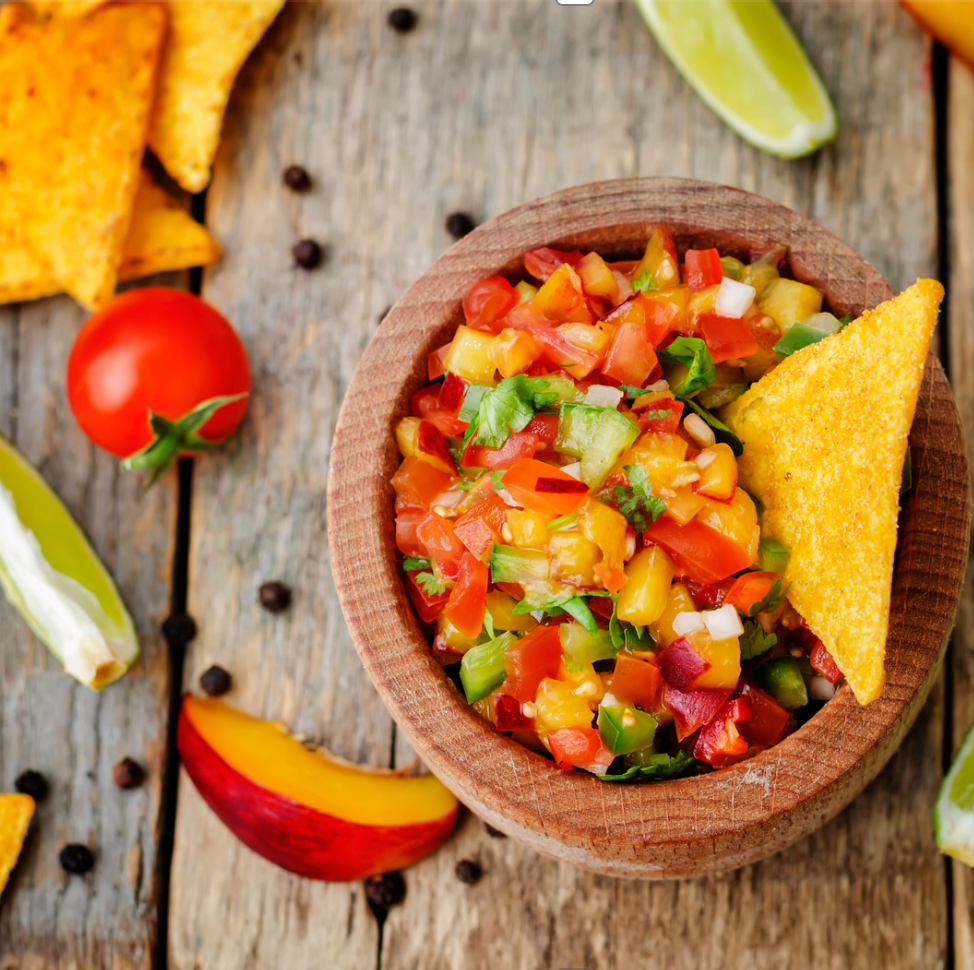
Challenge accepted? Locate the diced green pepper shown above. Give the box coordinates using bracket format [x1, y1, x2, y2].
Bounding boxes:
[554, 403, 639, 488]
[554, 403, 602, 458]
[757, 537, 789, 575]
[719, 255, 745, 280]
[490, 544, 550, 584]
[598, 704, 658, 756]
[754, 656, 808, 710]
[460, 631, 518, 703]
[773, 321, 829, 358]
[559, 623, 618, 664]
[696, 382, 748, 410]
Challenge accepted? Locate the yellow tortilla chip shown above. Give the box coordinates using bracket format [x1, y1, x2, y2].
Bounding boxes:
[25, 1, 106, 17]
[0, 169, 219, 305]
[148, 1, 285, 193]
[0, 2, 166, 309]
[722, 280, 943, 705]
[0, 794, 35, 900]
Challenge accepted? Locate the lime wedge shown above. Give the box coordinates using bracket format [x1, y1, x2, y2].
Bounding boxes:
[635, 0, 838, 158]
[936, 721, 974, 866]
[0, 434, 138, 689]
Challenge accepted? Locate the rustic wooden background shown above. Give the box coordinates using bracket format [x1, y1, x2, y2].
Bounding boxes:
[0, 1, 972, 968]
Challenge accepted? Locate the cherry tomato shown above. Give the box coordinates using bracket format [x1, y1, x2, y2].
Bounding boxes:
[462, 277, 518, 334]
[66, 288, 251, 464]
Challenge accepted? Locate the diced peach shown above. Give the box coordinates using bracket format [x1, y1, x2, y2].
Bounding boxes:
[686, 284, 721, 330]
[442, 325, 497, 383]
[633, 227, 680, 289]
[577, 498, 628, 572]
[505, 508, 553, 548]
[615, 431, 700, 491]
[616, 546, 675, 626]
[576, 252, 620, 302]
[534, 677, 598, 736]
[548, 533, 600, 587]
[693, 443, 738, 501]
[491, 328, 543, 379]
[688, 630, 741, 691]
[661, 486, 705, 525]
[696, 489, 759, 564]
[395, 416, 421, 459]
[484, 590, 539, 632]
[649, 582, 696, 647]
[555, 322, 611, 358]
[532, 264, 594, 323]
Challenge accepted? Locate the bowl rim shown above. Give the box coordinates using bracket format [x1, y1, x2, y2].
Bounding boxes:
[327, 177, 970, 878]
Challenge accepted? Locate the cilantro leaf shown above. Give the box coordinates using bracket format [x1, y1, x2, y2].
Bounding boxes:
[748, 578, 791, 617]
[458, 383, 490, 424]
[402, 557, 431, 572]
[838, 313, 854, 330]
[624, 625, 655, 651]
[490, 470, 506, 491]
[561, 596, 598, 635]
[599, 750, 695, 783]
[618, 384, 647, 401]
[415, 572, 446, 596]
[659, 337, 716, 398]
[609, 596, 624, 649]
[464, 375, 558, 451]
[632, 269, 656, 293]
[740, 620, 777, 660]
[642, 408, 673, 421]
[511, 592, 598, 634]
[682, 398, 743, 456]
[455, 479, 476, 491]
[613, 464, 666, 533]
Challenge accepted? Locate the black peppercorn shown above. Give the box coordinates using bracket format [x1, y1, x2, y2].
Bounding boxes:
[259, 581, 292, 614]
[364, 871, 406, 909]
[455, 859, 482, 885]
[445, 212, 475, 240]
[199, 665, 232, 697]
[387, 7, 417, 32]
[14, 770, 48, 802]
[292, 239, 323, 270]
[161, 612, 197, 648]
[113, 758, 145, 790]
[282, 164, 311, 193]
[484, 821, 507, 839]
[59, 844, 94, 875]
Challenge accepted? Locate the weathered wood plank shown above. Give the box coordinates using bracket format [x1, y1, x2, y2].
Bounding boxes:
[0, 293, 176, 968]
[948, 55, 974, 970]
[169, 2, 945, 968]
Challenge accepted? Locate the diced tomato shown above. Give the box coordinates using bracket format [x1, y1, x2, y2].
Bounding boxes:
[535, 328, 600, 379]
[392, 456, 458, 511]
[442, 551, 488, 638]
[810, 640, 842, 684]
[609, 651, 662, 709]
[658, 636, 711, 691]
[428, 344, 450, 380]
[663, 685, 732, 741]
[686, 578, 734, 610]
[601, 321, 659, 386]
[453, 497, 508, 559]
[504, 458, 590, 516]
[404, 570, 451, 624]
[523, 412, 560, 446]
[724, 571, 780, 616]
[644, 516, 754, 584]
[523, 247, 584, 283]
[642, 296, 681, 346]
[463, 277, 519, 334]
[684, 249, 723, 291]
[412, 385, 467, 436]
[395, 510, 427, 557]
[501, 625, 562, 702]
[635, 397, 683, 434]
[438, 371, 467, 413]
[505, 300, 555, 333]
[699, 312, 759, 363]
[693, 697, 751, 767]
[547, 727, 614, 773]
[416, 511, 467, 582]
[462, 431, 539, 471]
[737, 682, 791, 746]
[494, 693, 532, 731]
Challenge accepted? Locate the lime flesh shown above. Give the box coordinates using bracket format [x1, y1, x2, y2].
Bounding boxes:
[936, 721, 974, 867]
[0, 434, 138, 689]
[635, 0, 838, 158]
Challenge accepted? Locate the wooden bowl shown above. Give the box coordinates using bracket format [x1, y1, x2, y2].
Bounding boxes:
[327, 178, 970, 878]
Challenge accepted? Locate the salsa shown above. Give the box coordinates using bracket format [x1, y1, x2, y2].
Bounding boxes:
[392, 228, 848, 779]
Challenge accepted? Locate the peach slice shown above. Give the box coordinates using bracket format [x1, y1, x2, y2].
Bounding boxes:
[178, 695, 458, 881]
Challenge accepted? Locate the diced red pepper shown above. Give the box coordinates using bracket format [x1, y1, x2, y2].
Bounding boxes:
[442, 551, 488, 638]
[724, 571, 780, 615]
[737, 682, 791, 747]
[404, 570, 451, 624]
[504, 458, 590, 516]
[609, 651, 662, 710]
[395, 510, 427, 558]
[693, 697, 752, 767]
[494, 693, 532, 731]
[428, 344, 450, 381]
[644, 516, 754, 584]
[684, 249, 723, 291]
[699, 312, 759, 364]
[392, 456, 458, 512]
[658, 636, 711, 691]
[416, 511, 467, 582]
[412, 385, 467, 436]
[463, 277, 519, 334]
[810, 639, 842, 684]
[462, 431, 539, 471]
[453, 497, 508, 559]
[601, 321, 659, 386]
[523, 247, 584, 283]
[501, 625, 562, 702]
[663, 685, 732, 741]
[635, 397, 683, 434]
[547, 727, 614, 773]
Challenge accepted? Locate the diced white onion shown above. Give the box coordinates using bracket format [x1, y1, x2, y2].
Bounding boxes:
[625, 531, 636, 559]
[646, 379, 670, 393]
[600, 691, 620, 708]
[702, 604, 744, 640]
[612, 271, 633, 304]
[672, 611, 706, 637]
[684, 414, 716, 448]
[802, 311, 843, 336]
[694, 448, 717, 471]
[714, 278, 756, 319]
[530, 610, 546, 622]
[497, 485, 522, 507]
[584, 384, 624, 409]
[560, 461, 583, 481]
[809, 676, 836, 701]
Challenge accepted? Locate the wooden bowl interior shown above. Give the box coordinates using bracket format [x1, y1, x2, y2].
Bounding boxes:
[328, 178, 970, 878]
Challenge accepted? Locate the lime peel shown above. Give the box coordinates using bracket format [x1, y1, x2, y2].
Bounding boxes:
[635, 0, 838, 159]
[0, 436, 138, 690]
[936, 721, 974, 867]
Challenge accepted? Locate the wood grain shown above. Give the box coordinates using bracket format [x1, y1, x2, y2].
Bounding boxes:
[947, 55, 974, 970]
[0, 292, 176, 968]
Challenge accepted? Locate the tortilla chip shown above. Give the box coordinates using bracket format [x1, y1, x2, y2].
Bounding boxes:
[0, 168, 220, 304]
[25, 1, 106, 17]
[147, 0, 285, 193]
[0, 2, 166, 309]
[0, 794, 35, 900]
[722, 280, 943, 705]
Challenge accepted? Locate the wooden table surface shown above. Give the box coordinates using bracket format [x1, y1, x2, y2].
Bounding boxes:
[1, 2, 972, 968]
